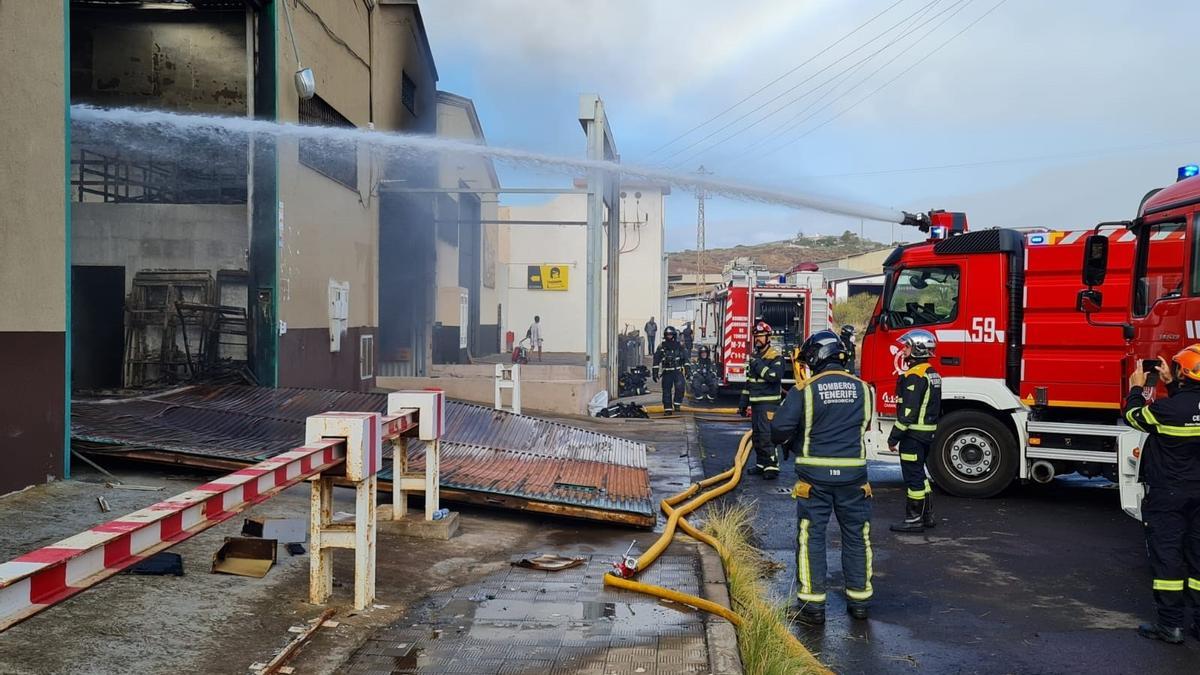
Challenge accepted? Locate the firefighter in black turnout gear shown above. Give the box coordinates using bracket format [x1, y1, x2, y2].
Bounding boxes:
[740, 320, 784, 479]
[1125, 345, 1200, 645]
[771, 330, 874, 624]
[690, 345, 719, 402]
[653, 326, 688, 414]
[839, 325, 857, 374]
[889, 329, 942, 533]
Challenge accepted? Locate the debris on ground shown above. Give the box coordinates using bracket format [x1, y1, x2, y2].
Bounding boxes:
[212, 537, 276, 578]
[96, 496, 111, 513]
[595, 402, 650, 419]
[252, 609, 336, 675]
[511, 553, 587, 571]
[242, 517, 307, 543]
[122, 552, 185, 577]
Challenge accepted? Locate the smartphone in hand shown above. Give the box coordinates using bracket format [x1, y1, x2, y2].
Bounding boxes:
[1142, 359, 1160, 388]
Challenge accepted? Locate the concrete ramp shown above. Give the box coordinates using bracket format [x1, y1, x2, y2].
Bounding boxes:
[71, 385, 654, 527]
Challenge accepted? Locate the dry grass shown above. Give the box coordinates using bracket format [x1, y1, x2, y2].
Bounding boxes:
[702, 502, 831, 675]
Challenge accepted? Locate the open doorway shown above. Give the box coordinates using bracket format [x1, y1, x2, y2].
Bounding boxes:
[71, 266, 124, 390]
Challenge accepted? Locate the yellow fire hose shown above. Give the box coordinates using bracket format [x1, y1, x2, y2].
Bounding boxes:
[604, 430, 828, 670]
[603, 430, 752, 624]
[641, 403, 742, 416]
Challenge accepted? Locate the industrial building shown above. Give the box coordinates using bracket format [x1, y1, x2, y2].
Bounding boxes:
[0, 0, 495, 496]
[500, 184, 669, 353]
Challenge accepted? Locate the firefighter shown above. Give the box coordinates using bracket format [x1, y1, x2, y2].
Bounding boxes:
[653, 326, 688, 414]
[839, 325, 857, 373]
[690, 345, 719, 402]
[740, 320, 785, 479]
[888, 329, 942, 533]
[771, 330, 874, 624]
[1125, 346, 1200, 644]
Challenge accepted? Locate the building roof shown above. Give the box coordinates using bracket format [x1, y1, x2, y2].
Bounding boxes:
[668, 284, 718, 299]
[436, 90, 501, 189]
[820, 267, 878, 282]
[380, 0, 439, 82]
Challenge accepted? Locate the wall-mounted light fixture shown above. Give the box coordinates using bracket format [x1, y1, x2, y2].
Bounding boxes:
[280, 0, 316, 100]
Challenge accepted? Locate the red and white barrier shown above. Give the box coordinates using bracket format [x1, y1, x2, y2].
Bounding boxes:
[0, 440, 345, 632]
[0, 407, 423, 632]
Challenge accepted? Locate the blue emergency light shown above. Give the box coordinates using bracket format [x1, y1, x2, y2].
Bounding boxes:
[1178, 164, 1200, 182]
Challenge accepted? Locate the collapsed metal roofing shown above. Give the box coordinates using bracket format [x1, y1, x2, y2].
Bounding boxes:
[72, 385, 654, 527]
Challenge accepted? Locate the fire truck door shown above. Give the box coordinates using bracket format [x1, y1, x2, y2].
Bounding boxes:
[879, 265, 966, 379]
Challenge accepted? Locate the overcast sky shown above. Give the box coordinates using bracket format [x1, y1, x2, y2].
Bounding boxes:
[420, 0, 1200, 251]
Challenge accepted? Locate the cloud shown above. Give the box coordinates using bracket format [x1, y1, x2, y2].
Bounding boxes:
[421, 0, 827, 111]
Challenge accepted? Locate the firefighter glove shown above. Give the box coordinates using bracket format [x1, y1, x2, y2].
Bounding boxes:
[791, 480, 812, 500]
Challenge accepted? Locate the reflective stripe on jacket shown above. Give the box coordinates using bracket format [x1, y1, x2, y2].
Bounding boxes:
[887, 362, 941, 445]
[771, 367, 873, 485]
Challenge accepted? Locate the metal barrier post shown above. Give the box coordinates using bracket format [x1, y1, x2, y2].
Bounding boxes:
[386, 391, 446, 521]
[494, 363, 521, 415]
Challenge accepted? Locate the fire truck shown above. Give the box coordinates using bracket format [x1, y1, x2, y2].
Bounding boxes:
[706, 259, 831, 390]
[859, 214, 1148, 498]
[1075, 166, 1200, 517]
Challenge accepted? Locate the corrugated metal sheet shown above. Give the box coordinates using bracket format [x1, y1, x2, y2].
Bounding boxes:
[71, 385, 654, 525]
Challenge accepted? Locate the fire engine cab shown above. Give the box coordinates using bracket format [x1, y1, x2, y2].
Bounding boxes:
[861, 213, 1145, 498]
[706, 259, 831, 390]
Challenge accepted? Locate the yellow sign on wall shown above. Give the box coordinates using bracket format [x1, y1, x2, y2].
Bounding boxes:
[527, 265, 569, 291]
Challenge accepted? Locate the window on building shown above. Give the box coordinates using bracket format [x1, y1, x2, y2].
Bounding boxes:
[360, 334, 375, 380]
[298, 95, 358, 190]
[402, 71, 417, 115]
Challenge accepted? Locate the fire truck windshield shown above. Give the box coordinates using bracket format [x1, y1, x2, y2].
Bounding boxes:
[883, 266, 960, 327]
[1132, 220, 1186, 317]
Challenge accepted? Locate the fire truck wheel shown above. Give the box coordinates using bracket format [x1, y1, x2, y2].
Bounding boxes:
[928, 410, 1018, 498]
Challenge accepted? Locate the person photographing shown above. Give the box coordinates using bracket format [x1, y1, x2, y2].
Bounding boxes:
[1126, 347, 1200, 644]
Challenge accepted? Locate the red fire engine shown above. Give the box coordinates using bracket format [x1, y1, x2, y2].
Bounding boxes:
[706, 259, 831, 390]
[1077, 166, 1200, 517]
[860, 215, 1147, 498]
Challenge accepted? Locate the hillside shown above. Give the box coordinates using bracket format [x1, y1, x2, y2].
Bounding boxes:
[668, 232, 890, 274]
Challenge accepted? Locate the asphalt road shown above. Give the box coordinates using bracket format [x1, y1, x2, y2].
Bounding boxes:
[697, 419, 1200, 675]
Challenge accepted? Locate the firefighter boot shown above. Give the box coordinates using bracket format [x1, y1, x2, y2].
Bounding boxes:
[922, 493, 936, 529]
[847, 603, 869, 620]
[747, 465, 764, 475]
[1138, 623, 1185, 645]
[890, 498, 926, 533]
[762, 464, 780, 480]
[792, 603, 826, 626]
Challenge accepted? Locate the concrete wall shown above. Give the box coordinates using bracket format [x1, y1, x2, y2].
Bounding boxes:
[70, 7, 247, 113]
[502, 195, 589, 352]
[0, 1, 67, 493]
[434, 93, 502, 356]
[501, 187, 667, 352]
[276, 0, 439, 389]
[72, 204, 247, 291]
[375, 2, 440, 377]
[378, 365, 606, 417]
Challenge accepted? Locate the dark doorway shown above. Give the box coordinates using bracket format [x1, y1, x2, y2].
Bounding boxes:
[72, 265, 125, 389]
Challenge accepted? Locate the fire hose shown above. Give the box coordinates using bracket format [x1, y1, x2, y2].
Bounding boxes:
[602, 429, 754, 624]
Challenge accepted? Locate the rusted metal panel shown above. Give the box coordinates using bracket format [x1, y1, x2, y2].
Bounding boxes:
[71, 385, 654, 526]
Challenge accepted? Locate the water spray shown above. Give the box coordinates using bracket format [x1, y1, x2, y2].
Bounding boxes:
[70, 105, 915, 225]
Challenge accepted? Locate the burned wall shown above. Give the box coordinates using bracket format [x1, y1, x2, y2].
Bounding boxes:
[71, 7, 247, 114]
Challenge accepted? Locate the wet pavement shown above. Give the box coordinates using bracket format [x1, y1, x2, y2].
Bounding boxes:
[342, 551, 710, 675]
[697, 419, 1200, 674]
[340, 414, 729, 675]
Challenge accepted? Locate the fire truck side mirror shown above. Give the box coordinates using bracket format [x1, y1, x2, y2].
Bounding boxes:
[1076, 289, 1103, 313]
[1082, 234, 1109, 287]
